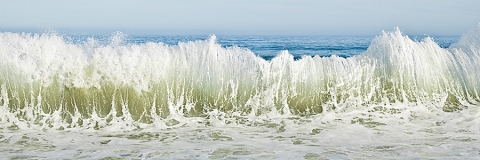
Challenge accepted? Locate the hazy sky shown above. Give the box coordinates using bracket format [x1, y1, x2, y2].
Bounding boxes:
[1, 0, 480, 35]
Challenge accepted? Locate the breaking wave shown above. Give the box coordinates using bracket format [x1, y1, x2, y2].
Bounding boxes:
[1, 25, 479, 131]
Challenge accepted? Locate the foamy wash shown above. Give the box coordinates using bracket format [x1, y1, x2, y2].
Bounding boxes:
[1, 26, 480, 159]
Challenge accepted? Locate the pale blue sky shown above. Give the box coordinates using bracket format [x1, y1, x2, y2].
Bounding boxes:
[1, 0, 480, 35]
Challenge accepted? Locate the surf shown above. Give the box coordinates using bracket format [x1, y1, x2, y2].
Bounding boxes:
[0, 25, 479, 131]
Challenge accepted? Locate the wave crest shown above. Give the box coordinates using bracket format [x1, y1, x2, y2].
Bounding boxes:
[0, 26, 479, 130]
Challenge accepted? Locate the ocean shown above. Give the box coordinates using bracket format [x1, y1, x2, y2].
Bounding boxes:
[0, 26, 479, 159]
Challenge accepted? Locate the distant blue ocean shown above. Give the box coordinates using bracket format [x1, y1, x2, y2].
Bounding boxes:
[1, 27, 479, 159]
[71, 34, 459, 60]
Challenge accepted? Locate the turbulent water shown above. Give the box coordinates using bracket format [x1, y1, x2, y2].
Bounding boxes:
[1, 25, 480, 159]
